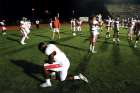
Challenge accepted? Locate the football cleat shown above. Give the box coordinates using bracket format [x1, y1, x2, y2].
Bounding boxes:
[2, 32, 6, 35]
[113, 38, 115, 42]
[79, 73, 88, 83]
[73, 33, 76, 36]
[21, 42, 27, 45]
[40, 82, 51, 87]
[92, 50, 97, 53]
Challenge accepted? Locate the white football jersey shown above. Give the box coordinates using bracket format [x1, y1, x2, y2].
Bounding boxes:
[45, 44, 70, 68]
[45, 44, 62, 56]
[71, 20, 76, 26]
[20, 21, 26, 28]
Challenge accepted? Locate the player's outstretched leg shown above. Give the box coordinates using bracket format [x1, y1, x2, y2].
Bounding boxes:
[67, 73, 89, 83]
[78, 73, 88, 83]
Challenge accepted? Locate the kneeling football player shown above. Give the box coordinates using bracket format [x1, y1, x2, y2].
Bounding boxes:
[38, 42, 88, 87]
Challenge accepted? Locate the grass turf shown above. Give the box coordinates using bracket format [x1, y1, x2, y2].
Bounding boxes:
[0, 24, 140, 93]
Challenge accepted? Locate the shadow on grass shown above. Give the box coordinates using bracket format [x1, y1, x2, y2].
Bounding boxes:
[82, 36, 90, 43]
[49, 80, 88, 93]
[10, 59, 44, 82]
[75, 52, 92, 73]
[33, 34, 50, 39]
[130, 44, 140, 62]
[111, 44, 121, 65]
[6, 36, 19, 43]
[60, 31, 72, 35]
[128, 40, 134, 47]
[10, 60, 87, 93]
[56, 36, 76, 42]
[127, 39, 140, 59]
[0, 43, 37, 56]
[99, 41, 110, 53]
[10, 33, 20, 37]
[54, 42, 87, 52]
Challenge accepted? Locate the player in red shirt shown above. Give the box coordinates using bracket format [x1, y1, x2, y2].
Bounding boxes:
[52, 16, 61, 40]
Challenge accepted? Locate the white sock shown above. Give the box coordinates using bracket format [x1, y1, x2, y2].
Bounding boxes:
[92, 46, 95, 52]
[90, 44, 92, 51]
[117, 38, 120, 41]
[74, 76, 80, 80]
[135, 41, 138, 46]
[45, 79, 51, 85]
[113, 38, 115, 41]
[21, 36, 26, 43]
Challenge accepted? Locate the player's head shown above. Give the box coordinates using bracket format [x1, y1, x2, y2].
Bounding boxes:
[2, 20, 5, 22]
[54, 16, 58, 20]
[22, 17, 27, 21]
[38, 42, 47, 53]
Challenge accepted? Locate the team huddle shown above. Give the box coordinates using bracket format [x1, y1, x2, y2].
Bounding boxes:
[20, 17, 31, 45]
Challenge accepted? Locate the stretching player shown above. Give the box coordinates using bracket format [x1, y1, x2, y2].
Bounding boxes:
[134, 19, 140, 48]
[89, 16, 99, 53]
[124, 17, 128, 29]
[26, 20, 31, 36]
[20, 17, 31, 45]
[0, 20, 7, 35]
[70, 18, 76, 36]
[76, 18, 82, 32]
[38, 42, 88, 87]
[127, 18, 135, 41]
[105, 16, 112, 39]
[97, 14, 102, 23]
[113, 17, 120, 44]
[52, 16, 61, 40]
[48, 18, 53, 30]
[35, 19, 40, 29]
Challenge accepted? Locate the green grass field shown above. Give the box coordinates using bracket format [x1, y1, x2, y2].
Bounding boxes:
[0, 24, 140, 93]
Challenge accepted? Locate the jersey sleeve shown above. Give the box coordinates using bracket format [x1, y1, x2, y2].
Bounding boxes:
[45, 44, 56, 55]
[45, 47, 54, 55]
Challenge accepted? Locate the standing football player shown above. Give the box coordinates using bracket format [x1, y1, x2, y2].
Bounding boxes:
[113, 17, 120, 44]
[52, 16, 61, 40]
[134, 19, 140, 48]
[38, 42, 88, 87]
[20, 17, 31, 45]
[76, 18, 82, 32]
[35, 19, 40, 29]
[89, 16, 99, 53]
[127, 18, 135, 41]
[70, 18, 76, 36]
[0, 20, 7, 35]
[105, 16, 112, 39]
[48, 18, 53, 30]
